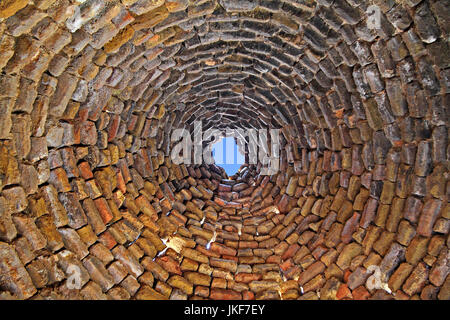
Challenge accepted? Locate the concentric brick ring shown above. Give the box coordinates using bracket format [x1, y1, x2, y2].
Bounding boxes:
[0, 0, 448, 300]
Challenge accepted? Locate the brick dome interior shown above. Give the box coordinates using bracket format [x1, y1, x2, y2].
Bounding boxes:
[0, 0, 449, 300]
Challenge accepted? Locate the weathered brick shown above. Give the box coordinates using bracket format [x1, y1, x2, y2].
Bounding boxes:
[0, 242, 37, 298]
[402, 262, 429, 296]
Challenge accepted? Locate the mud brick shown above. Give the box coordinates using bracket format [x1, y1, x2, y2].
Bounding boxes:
[60, 148, 79, 178]
[0, 0, 447, 301]
[121, 275, 140, 296]
[406, 236, 429, 265]
[19, 164, 39, 195]
[379, 242, 405, 279]
[402, 262, 429, 297]
[0, 242, 37, 298]
[2, 186, 27, 213]
[135, 285, 168, 300]
[49, 167, 71, 193]
[413, 2, 440, 44]
[385, 198, 405, 233]
[112, 245, 144, 278]
[88, 243, 112, 264]
[79, 121, 98, 145]
[387, 35, 408, 61]
[48, 73, 78, 117]
[403, 196, 423, 224]
[373, 231, 395, 256]
[388, 262, 414, 292]
[210, 288, 242, 300]
[0, 197, 17, 242]
[167, 275, 193, 295]
[417, 199, 442, 237]
[429, 248, 449, 287]
[78, 161, 94, 180]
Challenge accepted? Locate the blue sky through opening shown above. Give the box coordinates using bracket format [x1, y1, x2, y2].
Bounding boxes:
[212, 137, 245, 176]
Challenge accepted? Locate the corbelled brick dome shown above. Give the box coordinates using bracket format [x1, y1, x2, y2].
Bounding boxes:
[0, 0, 448, 300]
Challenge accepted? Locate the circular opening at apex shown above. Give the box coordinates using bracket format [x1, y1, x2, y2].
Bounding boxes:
[212, 137, 245, 176]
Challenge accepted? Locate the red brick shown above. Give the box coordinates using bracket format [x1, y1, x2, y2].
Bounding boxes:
[242, 290, 255, 300]
[93, 198, 113, 224]
[135, 195, 157, 217]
